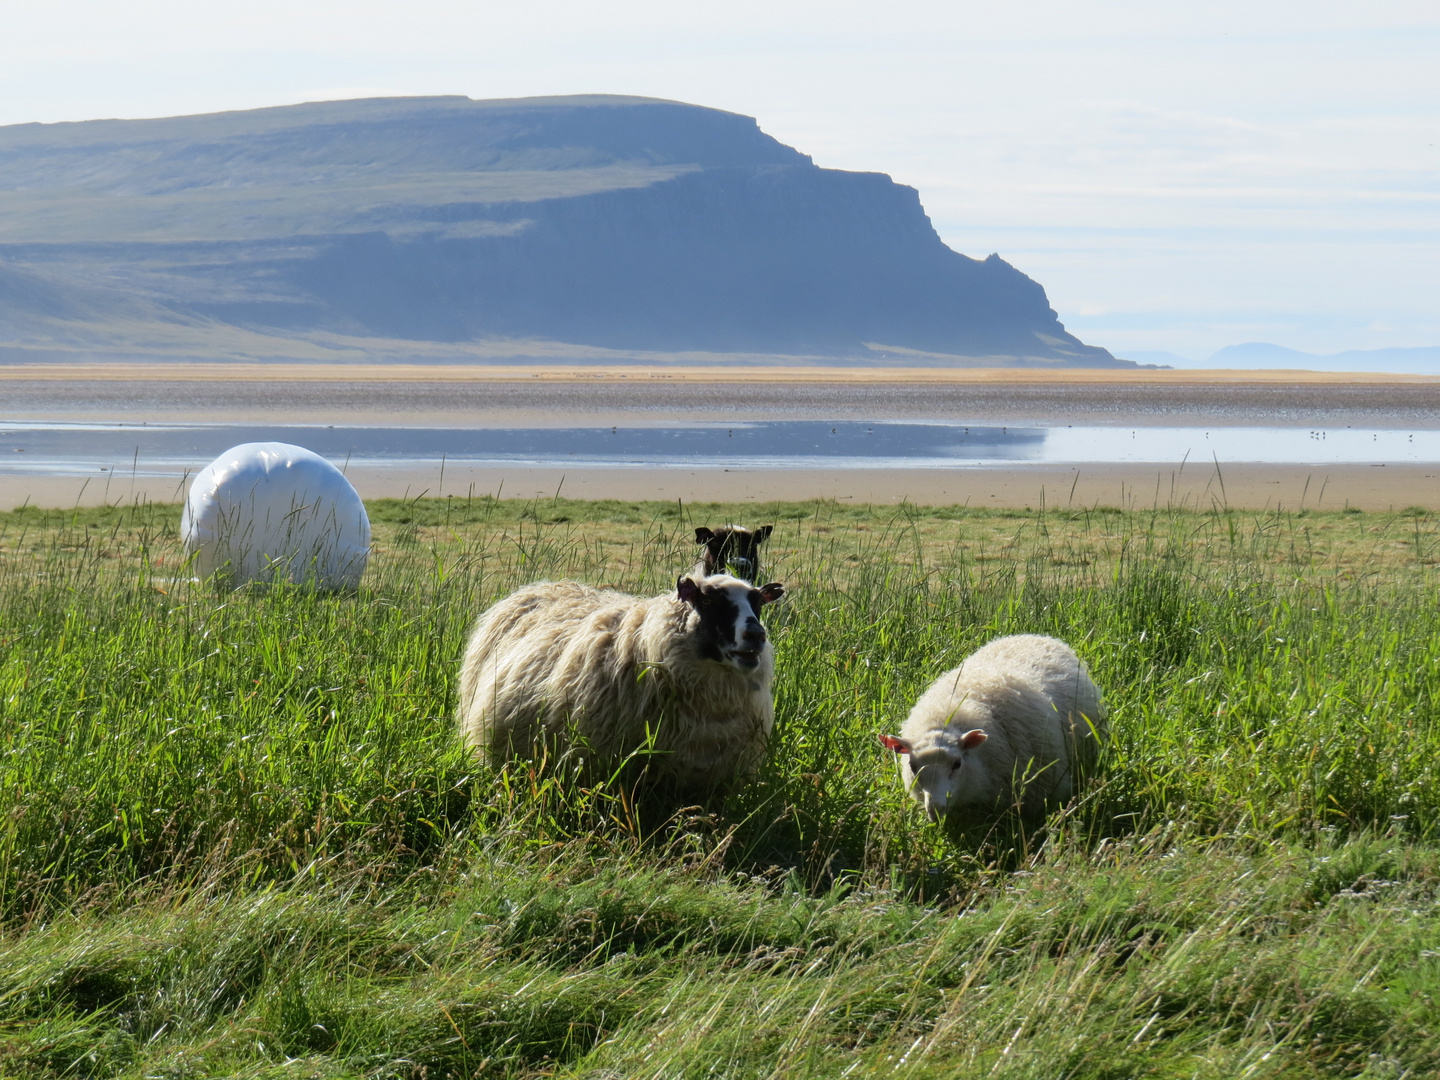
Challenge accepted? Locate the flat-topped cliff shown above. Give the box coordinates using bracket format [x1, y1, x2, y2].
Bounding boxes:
[0, 95, 1126, 366]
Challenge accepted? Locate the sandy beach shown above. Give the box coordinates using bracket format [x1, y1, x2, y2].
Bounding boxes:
[5, 363, 1439, 386]
[5, 364, 1440, 510]
[5, 462, 1436, 513]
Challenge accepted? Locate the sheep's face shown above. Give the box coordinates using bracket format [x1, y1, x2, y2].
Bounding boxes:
[878, 730, 988, 821]
[677, 573, 784, 672]
[695, 525, 772, 583]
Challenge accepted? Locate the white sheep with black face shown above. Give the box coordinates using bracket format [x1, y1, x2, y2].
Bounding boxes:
[457, 571, 785, 793]
[879, 634, 1106, 822]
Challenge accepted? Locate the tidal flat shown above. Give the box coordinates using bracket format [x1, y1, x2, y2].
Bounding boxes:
[5, 366, 1440, 511]
[1, 496, 1439, 1077]
[6, 365, 1440, 428]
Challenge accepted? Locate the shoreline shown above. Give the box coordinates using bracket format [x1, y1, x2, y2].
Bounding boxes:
[3, 362, 1439, 385]
[6, 462, 1437, 513]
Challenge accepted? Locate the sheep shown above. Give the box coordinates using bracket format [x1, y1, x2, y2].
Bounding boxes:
[694, 524, 772, 583]
[181, 441, 370, 589]
[879, 634, 1106, 822]
[457, 571, 786, 793]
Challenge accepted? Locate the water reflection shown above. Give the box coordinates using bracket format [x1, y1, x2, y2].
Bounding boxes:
[2, 419, 1438, 476]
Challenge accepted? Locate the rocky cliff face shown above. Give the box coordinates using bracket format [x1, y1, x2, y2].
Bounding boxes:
[0, 95, 1122, 365]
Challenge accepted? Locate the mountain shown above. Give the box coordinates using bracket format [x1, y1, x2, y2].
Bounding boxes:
[0, 95, 1125, 366]
[1205, 343, 1440, 374]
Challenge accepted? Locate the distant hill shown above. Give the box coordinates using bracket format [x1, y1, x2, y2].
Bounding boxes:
[0, 95, 1127, 367]
[1118, 343, 1440, 374]
[1206, 343, 1440, 375]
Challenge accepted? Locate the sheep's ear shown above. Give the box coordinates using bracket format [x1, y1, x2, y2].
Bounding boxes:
[959, 729, 988, 750]
[755, 525, 774, 542]
[757, 582, 785, 605]
[677, 576, 701, 604]
[694, 527, 715, 544]
[877, 733, 913, 754]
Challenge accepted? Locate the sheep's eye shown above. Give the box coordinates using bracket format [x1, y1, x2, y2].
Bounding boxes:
[950, 761, 962, 773]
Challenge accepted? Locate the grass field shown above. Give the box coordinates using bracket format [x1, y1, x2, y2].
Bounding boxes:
[2, 495, 1440, 1078]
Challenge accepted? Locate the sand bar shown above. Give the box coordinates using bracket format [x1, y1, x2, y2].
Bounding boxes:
[5, 365, 1440, 428]
[5, 363, 1440, 385]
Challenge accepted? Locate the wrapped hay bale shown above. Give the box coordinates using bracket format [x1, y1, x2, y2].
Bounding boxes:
[181, 442, 370, 589]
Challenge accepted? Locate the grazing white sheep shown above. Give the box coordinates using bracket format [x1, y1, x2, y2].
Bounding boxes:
[181, 442, 370, 589]
[457, 572, 786, 792]
[879, 634, 1106, 821]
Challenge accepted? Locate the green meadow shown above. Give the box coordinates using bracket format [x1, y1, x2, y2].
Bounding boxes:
[2, 495, 1440, 1078]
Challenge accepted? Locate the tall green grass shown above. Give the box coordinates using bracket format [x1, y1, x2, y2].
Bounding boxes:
[1, 497, 1438, 1077]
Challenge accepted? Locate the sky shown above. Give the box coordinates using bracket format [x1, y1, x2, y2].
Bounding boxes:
[2, 0, 1437, 361]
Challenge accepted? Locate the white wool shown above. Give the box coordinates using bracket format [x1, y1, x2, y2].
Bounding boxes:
[888, 634, 1106, 821]
[181, 442, 370, 589]
[456, 575, 778, 792]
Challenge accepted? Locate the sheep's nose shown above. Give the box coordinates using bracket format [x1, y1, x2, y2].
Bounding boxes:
[729, 558, 754, 578]
[742, 622, 767, 647]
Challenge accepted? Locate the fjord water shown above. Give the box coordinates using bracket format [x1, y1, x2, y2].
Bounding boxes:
[4, 419, 1439, 477]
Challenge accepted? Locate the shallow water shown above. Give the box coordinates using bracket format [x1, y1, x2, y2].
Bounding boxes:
[3, 419, 1439, 477]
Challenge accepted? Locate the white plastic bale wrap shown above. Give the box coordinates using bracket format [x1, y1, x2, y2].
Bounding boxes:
[181, 442, 371, 588]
